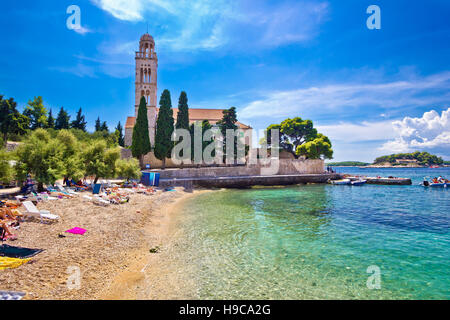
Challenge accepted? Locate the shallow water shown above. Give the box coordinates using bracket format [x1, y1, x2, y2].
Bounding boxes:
[168, 168, 450, 299]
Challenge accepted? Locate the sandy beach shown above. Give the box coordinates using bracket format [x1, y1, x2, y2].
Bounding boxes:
[0, 188, 209, 300]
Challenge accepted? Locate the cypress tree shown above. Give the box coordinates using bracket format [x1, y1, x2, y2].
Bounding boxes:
[154, 89, 174, 170]
[47, 109, 55, 129]
[131, 96, 151, 168]
[175, 91, 190, 166]
[95, 117, 101, 132]
[116, 121, 125, 147]
[55, 107, 70, 130]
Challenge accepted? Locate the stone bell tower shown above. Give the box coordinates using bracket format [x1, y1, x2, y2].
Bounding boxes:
[135, 33, 158, 145]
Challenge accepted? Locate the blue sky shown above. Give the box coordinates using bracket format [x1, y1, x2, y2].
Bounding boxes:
[1, 0, 449, 162]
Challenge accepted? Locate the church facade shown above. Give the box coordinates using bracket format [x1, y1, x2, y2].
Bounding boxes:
[124, 33, 251, 148]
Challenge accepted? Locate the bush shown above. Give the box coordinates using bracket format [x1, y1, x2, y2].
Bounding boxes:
[115, 158, 141, 181]
[0, 148, 14, 185]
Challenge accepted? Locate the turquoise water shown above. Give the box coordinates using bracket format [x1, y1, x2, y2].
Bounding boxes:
[169, 168, 450, 300]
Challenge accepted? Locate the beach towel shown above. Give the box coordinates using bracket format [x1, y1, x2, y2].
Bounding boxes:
[65, 227, 87, 235]
[0, 244, 43, 259]
[0, 291, 26, 300]
[0, 256, 31, 270]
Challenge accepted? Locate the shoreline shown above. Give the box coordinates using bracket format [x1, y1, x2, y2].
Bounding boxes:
[98, 188, 213, 300]
[0, 187, 211, 300]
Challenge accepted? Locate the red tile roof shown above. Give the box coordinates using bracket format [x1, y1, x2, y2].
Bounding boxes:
[125, 108, 251, 129]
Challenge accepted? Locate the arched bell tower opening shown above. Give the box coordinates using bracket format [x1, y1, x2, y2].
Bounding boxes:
[135, 33, 158, 146]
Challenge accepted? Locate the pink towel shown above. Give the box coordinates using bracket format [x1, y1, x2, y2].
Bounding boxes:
[65, 227, 87, 235]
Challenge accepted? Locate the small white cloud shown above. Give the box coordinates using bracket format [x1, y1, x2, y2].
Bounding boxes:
[380, 108, 450, 156]
[73, 26, 92, 35]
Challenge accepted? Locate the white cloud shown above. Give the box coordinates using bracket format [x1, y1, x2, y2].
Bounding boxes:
[317, 121, 396, 143]
[381, 108, 450, 156]
[73, 26, 92, 35]
[91, 0, 329, 51]
[240, 72, 450, 119]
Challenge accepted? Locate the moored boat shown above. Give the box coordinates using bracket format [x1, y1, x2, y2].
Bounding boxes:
[351, 179, 367, 186]
[330, 179, 351, 185]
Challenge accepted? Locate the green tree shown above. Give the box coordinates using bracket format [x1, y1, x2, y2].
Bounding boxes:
[15, 129, 65, 192]
[95, 117, 102, 132]
[56, 130, 85, 181]
[296, 133, 333, 160]
[47, 109, 55, 129]
[175, 91, 190, 165]
[0, 148, 14, 185]
[131, 96, 151, 168]
[100, 121, 109, 132]
[55, 107, 71, 130]
[266, 117, 321, 159]
[154, 90, 174, 170]
[217, 107, 238, 162]
[71, 108, 87, 131]
[115, 121, 125, 147]
[83, 140, 120, 184]
[0, 95, 30, 147]
[23, 96, 48, 130]
[115, 158, 141, 181]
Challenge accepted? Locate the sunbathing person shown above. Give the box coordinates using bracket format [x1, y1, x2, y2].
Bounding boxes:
[0, 207, 22, 222]
[0, 221, 16, 240]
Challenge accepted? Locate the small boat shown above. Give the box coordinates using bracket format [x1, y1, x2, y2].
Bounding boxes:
[422, 179, 448, 188]
[330, 179, 351, 185]
[351, 179, 367, 186]
[429, 183, 448, 188]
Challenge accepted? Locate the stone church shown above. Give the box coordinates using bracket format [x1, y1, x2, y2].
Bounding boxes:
[124, 33, 251, 148]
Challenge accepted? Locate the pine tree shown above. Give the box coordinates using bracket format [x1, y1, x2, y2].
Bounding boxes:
[131, 96, 151, 168]
[23, 96, 48, 130]
[100, 121, 108, 132]
[71, 108, 87, 131]
[95, 117, 101, 132]
[154, 89, 174, 170]
[175, 91, 190, 165]
[116, 121, 125, 147]
[0, 95, 29, 147]
[47, 109, 55, 129]
[55, 107, 71, 130]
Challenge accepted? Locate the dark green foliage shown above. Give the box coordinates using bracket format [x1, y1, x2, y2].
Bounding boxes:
[154, 90, 174, 169]
[176, 92, 189, 130]
[131, 96, 151, 167]
[100, 121, 109, 132]
[374, 152, 444, 166]
[95, 117, 102, 132]
[116, 121, 125, 147]
[71, 108, 87, 131]
[55, 107, 71, 130]
[0, 95, 30, 146]
[266, 117, 333, 160]
[47, 109, 55, 129]
[175, 92, 190, 162]
[216, 107, 238, 161]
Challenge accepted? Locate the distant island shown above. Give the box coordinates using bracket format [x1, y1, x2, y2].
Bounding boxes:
[327, 152, 447, 168]
[326, 161, 370, 167]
